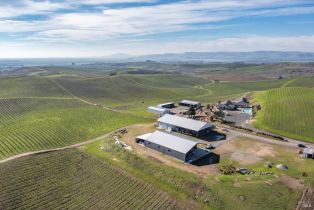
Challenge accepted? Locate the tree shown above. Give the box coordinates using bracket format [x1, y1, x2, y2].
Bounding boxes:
[188, 105, 196, 117]
[213, 110, 224, 119]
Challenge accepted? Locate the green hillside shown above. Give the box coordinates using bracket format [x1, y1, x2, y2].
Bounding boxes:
[54, 74, 208, 105]
[0, 77, 69, 98]
[194, 79, 290, 102]
[286, 76, 314, 88]
[253, 87, 314, 142]
[0, 149, 185, 209]
[0, 98, 148, 159]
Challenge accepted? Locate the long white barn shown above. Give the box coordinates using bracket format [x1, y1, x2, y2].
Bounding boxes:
[157, 114, 214, 137]
[136, 131, 198, 161]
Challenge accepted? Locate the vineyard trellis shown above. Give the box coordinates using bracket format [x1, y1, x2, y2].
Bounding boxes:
[254, 87, 314, 142]
[0, 149, 183, 210]
[0, 98, 148, 159]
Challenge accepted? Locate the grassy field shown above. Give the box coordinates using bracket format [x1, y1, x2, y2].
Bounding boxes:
[54, 74, 208, 105]
[193, 78, 290, 103]
[123, 74, 208, 88]
[206, 137, 314, 210]
[287, 76, 314, 88]
[253, 87, 314, 142]
[0, 77, 69, 98]
[0, 98, 148, 159]
[0, 149, 186, 210]
[54, 74, 294, 115]
[0, 74, 210, 159]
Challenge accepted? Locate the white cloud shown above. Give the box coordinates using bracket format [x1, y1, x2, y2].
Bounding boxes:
[68, 0, 155, 5]
[0, 0, 70, 18]
[1, 35, 314, 58]
[3, 1, 312, 42]
[0, 0, 314, 57]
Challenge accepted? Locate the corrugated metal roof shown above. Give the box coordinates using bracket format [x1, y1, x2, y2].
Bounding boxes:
[157, 102, 175, 107]
[180, 100, 200, 105]
[137, 131, 197, 154]
[137, 133, 152, 140]
[148, 106, 167, 112]
[157, 114, 213, 132]
[304, 148, 314, 154]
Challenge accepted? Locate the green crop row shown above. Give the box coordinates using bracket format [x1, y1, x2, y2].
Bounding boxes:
[0, 98, 149, 159]
[0, 149, 181, 209]
[253, 87, 314, 142]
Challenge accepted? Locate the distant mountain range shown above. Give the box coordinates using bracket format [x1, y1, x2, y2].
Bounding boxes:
[1, 52, 314, 69]
[109, 51, 314, 63]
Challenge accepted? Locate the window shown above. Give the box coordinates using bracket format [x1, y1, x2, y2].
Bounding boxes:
[168, 149, 171, 152]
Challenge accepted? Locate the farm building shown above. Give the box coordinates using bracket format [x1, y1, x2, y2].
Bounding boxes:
[218, 100, 250, 110]
[303, 148, 314, 159]
[147, 106, 170, 116]
[157, 114, 214, 137]
[233, 100, 251, 108]
[136, 131, 207, 162]
[157, 102, 175, 109]
[179, 100, 201, 109]
[218, 100, 237, 110]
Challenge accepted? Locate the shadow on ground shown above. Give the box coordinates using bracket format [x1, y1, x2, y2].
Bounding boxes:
[198, 131, 226, 142]
[192, 153, 220, 167]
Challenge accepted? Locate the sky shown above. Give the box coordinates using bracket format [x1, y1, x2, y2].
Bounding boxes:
[0, 0, 314, 58]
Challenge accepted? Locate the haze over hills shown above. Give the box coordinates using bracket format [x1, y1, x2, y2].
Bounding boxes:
[127, 51, 314, 63]
[1, 51, 314, 70]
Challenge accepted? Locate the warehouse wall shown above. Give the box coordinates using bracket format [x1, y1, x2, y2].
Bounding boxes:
[143, 140, 186, 161]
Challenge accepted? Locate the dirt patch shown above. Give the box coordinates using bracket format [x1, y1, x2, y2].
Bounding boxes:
[230, 149, 263, 165]
[215, 141, 237, 155]
[217, 138, 280, 165]
[279, 175, 304, 190]
[247, 143, 277, 158]
[264, 180, 273, 186]
[233, 182, 241, 188]
[147, 155, 163, 163]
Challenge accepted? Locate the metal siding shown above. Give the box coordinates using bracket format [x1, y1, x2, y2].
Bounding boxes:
[144, 140, 186, 161]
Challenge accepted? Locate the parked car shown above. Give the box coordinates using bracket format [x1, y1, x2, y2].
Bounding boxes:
[298, 144, 307, 148]
[206, 144, 215, 150]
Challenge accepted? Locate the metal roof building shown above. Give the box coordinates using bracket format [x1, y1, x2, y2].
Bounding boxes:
[157, 114, 214, 137]
[303, 148, 314, 159]
[179, 100, 201, 109]
[136, 131, 198, 161]
[147, 106, 170, 116]
[157, 102, 175, 109]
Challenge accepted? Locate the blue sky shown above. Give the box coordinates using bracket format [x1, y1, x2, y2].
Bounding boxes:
[1, 0, 314, 58]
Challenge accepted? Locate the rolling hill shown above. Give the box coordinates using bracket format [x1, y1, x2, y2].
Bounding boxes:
[253, 87, 314, 142]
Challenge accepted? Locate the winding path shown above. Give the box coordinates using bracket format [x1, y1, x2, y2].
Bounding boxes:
[0, 132, 113, 164]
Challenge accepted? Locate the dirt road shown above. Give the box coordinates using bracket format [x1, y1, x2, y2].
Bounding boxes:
[215, 125, 314, 149]
[0, 132, 112, 164]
